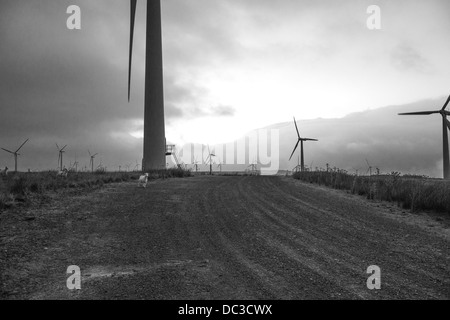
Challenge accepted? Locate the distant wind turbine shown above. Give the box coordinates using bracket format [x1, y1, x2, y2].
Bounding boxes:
[88, 150, 98, 173]
[205, 145, 215, 175]
[365, 159, 373, 176]
[289, 117, 318, 172]
[399, 95, 450, 179]
[56, 143, 67, 171]
[352, 167, 361, 176]
[1, 138, 29, 173]
[192, 157, 199, 172]
[247, 159, 259, 175]
[365, 159, 380, 176]
[73, 155, 79, 172]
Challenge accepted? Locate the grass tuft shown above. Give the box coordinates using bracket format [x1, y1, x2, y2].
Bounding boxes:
[293, 171, 450, 214]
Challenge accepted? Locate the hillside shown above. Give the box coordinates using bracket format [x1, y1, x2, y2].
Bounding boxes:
[178, 97, 447, 178]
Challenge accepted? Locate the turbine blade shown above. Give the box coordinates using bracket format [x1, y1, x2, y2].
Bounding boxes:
[398, 111, 439, 115]
[1, 148, 15, 154]
[289, 140, 300, 161]
[293, 117, 300, 139]
[60, 145, 67, 152]
[442, 95, 450, 111]
[128, 0, 137, 102]
[16, 139, 30, 152]
[303, 138, 318, 141]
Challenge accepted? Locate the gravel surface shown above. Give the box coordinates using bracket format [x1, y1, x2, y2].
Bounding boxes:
[1, 175, 449, 299]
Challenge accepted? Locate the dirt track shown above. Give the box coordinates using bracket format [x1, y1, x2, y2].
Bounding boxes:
[1, 175, 449, 299]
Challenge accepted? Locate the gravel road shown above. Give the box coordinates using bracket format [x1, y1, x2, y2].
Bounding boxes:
[1, 175, 449, 299]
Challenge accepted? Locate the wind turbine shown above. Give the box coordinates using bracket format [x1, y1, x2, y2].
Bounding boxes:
[365, 159, 372, 176]
[289, 117, 318, 172]
[247, 158, 259, 175]
[192, 157, 199, 172]
[352, 167, 361, 176]
[88, 150, 98, 173]
[128, 0, 166, 171]
[399, 95, 450, 179]
[70, 154, 79, 172]
[205, 145, 215, 175]
[365, 159, 380, 176]
[1, 138, 29, 173]
[56, 144, 67, 171]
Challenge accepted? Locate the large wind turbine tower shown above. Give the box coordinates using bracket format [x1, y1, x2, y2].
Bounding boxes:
[129, 0, 166, 171]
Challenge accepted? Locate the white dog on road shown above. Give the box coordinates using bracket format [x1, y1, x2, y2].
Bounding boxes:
[138, 173, 149, 188]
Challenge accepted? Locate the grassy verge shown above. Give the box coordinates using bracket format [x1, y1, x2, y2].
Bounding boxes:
[293, 171, 450, 214]
[0, 168, 191, 211]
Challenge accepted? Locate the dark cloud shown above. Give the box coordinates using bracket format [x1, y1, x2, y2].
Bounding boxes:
[0, 1, 140, 130]
[162, 0, 242, 68]
[163, 74, 212, 121]
[0, 1, 146, 170]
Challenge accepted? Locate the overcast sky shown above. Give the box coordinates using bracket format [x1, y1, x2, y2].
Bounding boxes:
[0, 0, 449, 173]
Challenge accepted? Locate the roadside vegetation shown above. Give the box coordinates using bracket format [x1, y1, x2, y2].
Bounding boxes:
[0, 168, 191, 211]
[293, 171, 450, 214]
